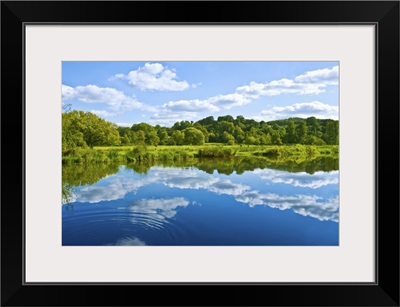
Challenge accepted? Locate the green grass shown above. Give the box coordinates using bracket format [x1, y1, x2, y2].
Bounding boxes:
[62, 144, 338, 165]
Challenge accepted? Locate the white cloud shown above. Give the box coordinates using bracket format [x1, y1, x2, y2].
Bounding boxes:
[149, 110, 199, 127]
[90, 110, 117, 118]
[208, 93, 251, 108]
[254, 169, 339, 189]
[113, 63, 190, 91]
[155, 93, 251, 126]
[62, 84, 76, 100]
[116, 122, 134, 127]
[236, 65, 338, 98]
[163, 99, 220, 113]
[156, 66, 337, 122]
[62, 84, 156, 113]
[163, 93, 250, 113]
[294, 66, 339, 84]
[109, 73, 125, 81]
[259, 101, 338, 120]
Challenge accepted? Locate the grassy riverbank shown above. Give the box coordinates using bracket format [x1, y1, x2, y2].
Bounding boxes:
[62, 144, 338, 165]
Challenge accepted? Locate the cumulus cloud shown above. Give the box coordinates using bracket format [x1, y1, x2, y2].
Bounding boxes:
[154, 93, 250, 126]
[259, 101, 338, 120]
[62, 84, 156, 113]
[208, 93, 251, 109]
[236, 65, 338, 98]
[112, 63, 190, 91]
[155, 66, 337, 122]
[236, 192, 339, 222]
[254, 169, 339, 189]
[149, 110, 199, 126]
[163, 93, 251, 113]
[294, 66, 339, 84]
[163, 99, 220, 113]
[62, 84, 76, 100]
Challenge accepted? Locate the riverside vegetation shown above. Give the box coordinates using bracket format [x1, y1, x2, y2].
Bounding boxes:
[62, 110, 339, 165]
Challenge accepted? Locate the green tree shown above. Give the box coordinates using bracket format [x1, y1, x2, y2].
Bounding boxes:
[144, 131, 159, 145]
[217, 115, 234, 123]
[233, 126, 245, 144]
[170, 130, 185, 145]
[62, 110, 86, 154]
[303, 135, 326, 145]
[63, 111, 121, 148]
[157, 128, 169, 145]
[324, 120, 339, 145]
[132, 130, 146, 145]
[215, 121, 235, 142]
[172, 120, 193, 131]
[296, 119, 308, 144]
[121, 134, 131, 145]
[271, 131, 283, 145]
[194, 123, 210, 142]
[196, 116, 215, 126]
[222, 131, 235, 144]
[306, 116, 322, 137]
[183, 127, 205, 145]
[244, 134, 257, 145]
[284, 119, 297, 144]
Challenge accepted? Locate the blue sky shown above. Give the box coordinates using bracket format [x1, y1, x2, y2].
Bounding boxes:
[62, 61, 339, 127]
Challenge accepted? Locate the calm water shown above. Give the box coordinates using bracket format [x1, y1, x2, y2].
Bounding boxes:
[62, 158, 339, 246]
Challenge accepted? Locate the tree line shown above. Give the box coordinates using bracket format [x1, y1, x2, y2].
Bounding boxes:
[62, 110, 339, 154]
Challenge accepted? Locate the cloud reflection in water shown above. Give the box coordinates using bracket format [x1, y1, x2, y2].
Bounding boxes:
[70, 166, 338, 223]
[129, 197, 190, 229]
[254, 169, 339, 189]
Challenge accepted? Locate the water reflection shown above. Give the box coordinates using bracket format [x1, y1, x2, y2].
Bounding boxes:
[164, 175, 250, 196]
[128, 197, 190, 229]
[62, 163, 120, 204]
[254, 169, 338, 189]
[236, 192, 338, 222]
[110, 237, 147, 246]
[63, 160, 338, 223]
[63, 157, 339, 245]
[70, 175, 157, 203]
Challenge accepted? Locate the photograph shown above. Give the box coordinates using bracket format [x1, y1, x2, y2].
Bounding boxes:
[2, 0, 399, 305]
[62, 61, 339, 246]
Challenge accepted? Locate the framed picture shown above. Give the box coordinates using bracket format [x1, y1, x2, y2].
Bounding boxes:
[2, 1, 399, 306]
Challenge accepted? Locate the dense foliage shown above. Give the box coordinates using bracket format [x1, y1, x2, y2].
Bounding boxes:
[62, 110, 121, 154]
[117, 115, 339, 146]
[62, 110, 339, 157]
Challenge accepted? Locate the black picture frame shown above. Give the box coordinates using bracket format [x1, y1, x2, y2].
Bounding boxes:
[1, 1, 399, 306]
